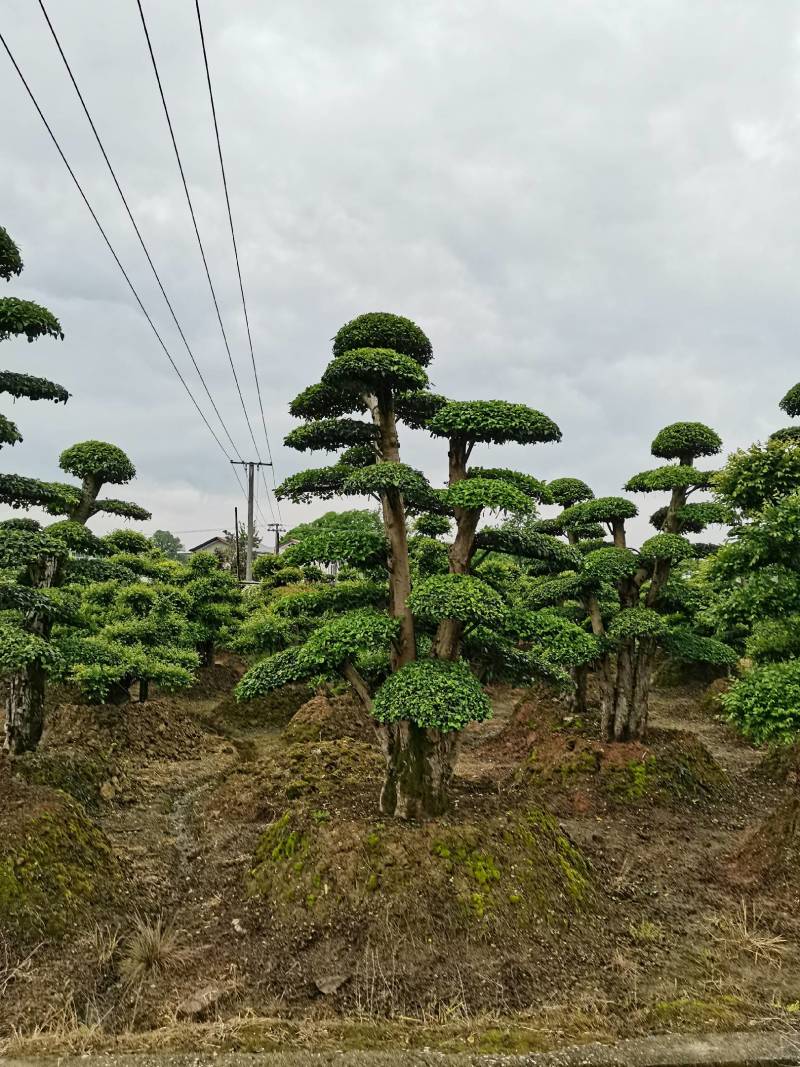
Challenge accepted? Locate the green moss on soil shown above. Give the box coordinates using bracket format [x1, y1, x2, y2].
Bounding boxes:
[647, 994, 746, 1031]
[0, 785, 121, 939]
[601, 734, 728, 805]
[12, 750, 113, 810]
[529, 730, 727, 808]
[248, 743, 593, 936]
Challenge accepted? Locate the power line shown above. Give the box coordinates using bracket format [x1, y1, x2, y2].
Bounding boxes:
[135, 0, 266, 470]
[263, 467, 279, 524]
[0, 27, 248, 506]
[193, 0, 283, 524]
[36, 0, 246, 467]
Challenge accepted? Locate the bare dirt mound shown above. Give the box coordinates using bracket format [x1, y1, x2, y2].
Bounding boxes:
[284, 691, 377, 745]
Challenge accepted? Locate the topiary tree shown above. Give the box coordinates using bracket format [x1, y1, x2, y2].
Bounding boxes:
[175, 551, 242, 666]
[1, 439, 151, 753]
[530, 422, 735, 741]
[236, 312, 566, 818]
[56, 572, 200, 704]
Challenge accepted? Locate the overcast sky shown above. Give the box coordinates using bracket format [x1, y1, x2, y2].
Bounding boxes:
[2, 0, 799, 547]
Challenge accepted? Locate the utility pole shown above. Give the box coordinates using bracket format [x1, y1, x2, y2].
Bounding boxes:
[231, 460, 272, 582]
[233, 506, 241, 581]
[266, 522, 286, 557]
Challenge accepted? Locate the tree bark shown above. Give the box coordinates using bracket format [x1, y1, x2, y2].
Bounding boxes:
[139, 678, 150, 703]
[3, 663, 46, 755]
[379, 721, 459, 819]
[600, 641, 655, 742]
[365, 392, 416, 668]
[568, 663, 589, 716]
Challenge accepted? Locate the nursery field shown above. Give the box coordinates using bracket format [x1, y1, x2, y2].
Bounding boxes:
[2, 657, 800, 1058]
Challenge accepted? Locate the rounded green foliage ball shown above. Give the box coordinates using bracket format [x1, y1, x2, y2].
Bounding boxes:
[548, 477, 594, 508]
[300, 610, 400, 672]
[582, 547, 639, 584]
[284, 418, 378, 453]
[770, 426, 800, 445]
[324, 348, 428, 394]
[607, 608, 667, 643]
[333, 312, 433, 366]
[560, 496, 638, 528]
[414, 513, 451, 538]
[626, 466, 715, 493]
[60, 441, 135, 485]
[650, 422, 722, 461]
[372, 658, 491, 731]
[429, 400, 561, 446]
[0, 226, 23, 280]
[344, 461, 433, 500]
[0, 297, 63, 343]
[721, 660, 800, 744]
[408, 573, 506, 628]
[468, 467, 552, 503]
[236, 648, 309, 700]
[639, 532, 694, 564]
[103, 529, 151, 556]
[446, 477, 533, 515]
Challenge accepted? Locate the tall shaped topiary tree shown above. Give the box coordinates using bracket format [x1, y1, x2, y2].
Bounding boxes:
[1, 441, 151, 752]
[531, 422, 734, 741]
[237, 312, 567, 818]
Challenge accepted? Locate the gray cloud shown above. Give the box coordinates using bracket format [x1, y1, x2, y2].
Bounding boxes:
[2, 0, 800, 543]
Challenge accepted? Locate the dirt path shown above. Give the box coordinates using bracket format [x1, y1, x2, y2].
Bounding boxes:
[648, 685, 762, 778]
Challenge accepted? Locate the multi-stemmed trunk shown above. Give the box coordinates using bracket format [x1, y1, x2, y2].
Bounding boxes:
[599, 640, 656, 742]
[378, 721, 459, 819]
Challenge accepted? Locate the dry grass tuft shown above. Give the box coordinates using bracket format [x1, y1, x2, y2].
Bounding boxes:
[707, 900, 787, 965]
[119, 915, 188, 987]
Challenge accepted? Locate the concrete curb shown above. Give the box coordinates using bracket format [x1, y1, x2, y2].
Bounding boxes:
[3, 1032, 800, 1067]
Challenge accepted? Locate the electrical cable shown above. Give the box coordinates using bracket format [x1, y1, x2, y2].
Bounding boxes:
[135, 0, 265, 468]
[0, 28, 248, 506]
[193, 0, 283, 523]
[37, 0, 247, 467]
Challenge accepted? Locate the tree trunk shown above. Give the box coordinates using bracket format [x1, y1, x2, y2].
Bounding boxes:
[381, 487, 416, 667]
[139, 678, 150, 703]
[568, 663, 589, 716]
[106, 679, 133, 706]
[198, 639, 215, 668]
[3, 663, 46, 755]
[379, 721, 459, 819]
[601, 641, 654, 742]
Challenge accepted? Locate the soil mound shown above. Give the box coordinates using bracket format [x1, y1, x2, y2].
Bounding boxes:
[211, 683, 312, 732]
[490, 693, 728, 813]
[284, 692, 377, 744]
[0, 776, 122, 940]
[241, 737, 598, 1013]
[729, 793, 800, 890]
[42, 698, 206, 761]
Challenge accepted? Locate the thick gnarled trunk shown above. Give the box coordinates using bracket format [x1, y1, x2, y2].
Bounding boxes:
[378, 721, 459, 819]
[3, 663, 46, 755]
[600, 641, 655, 742]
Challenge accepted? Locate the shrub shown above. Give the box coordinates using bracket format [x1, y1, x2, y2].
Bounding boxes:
[721, 660, 800, 744]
